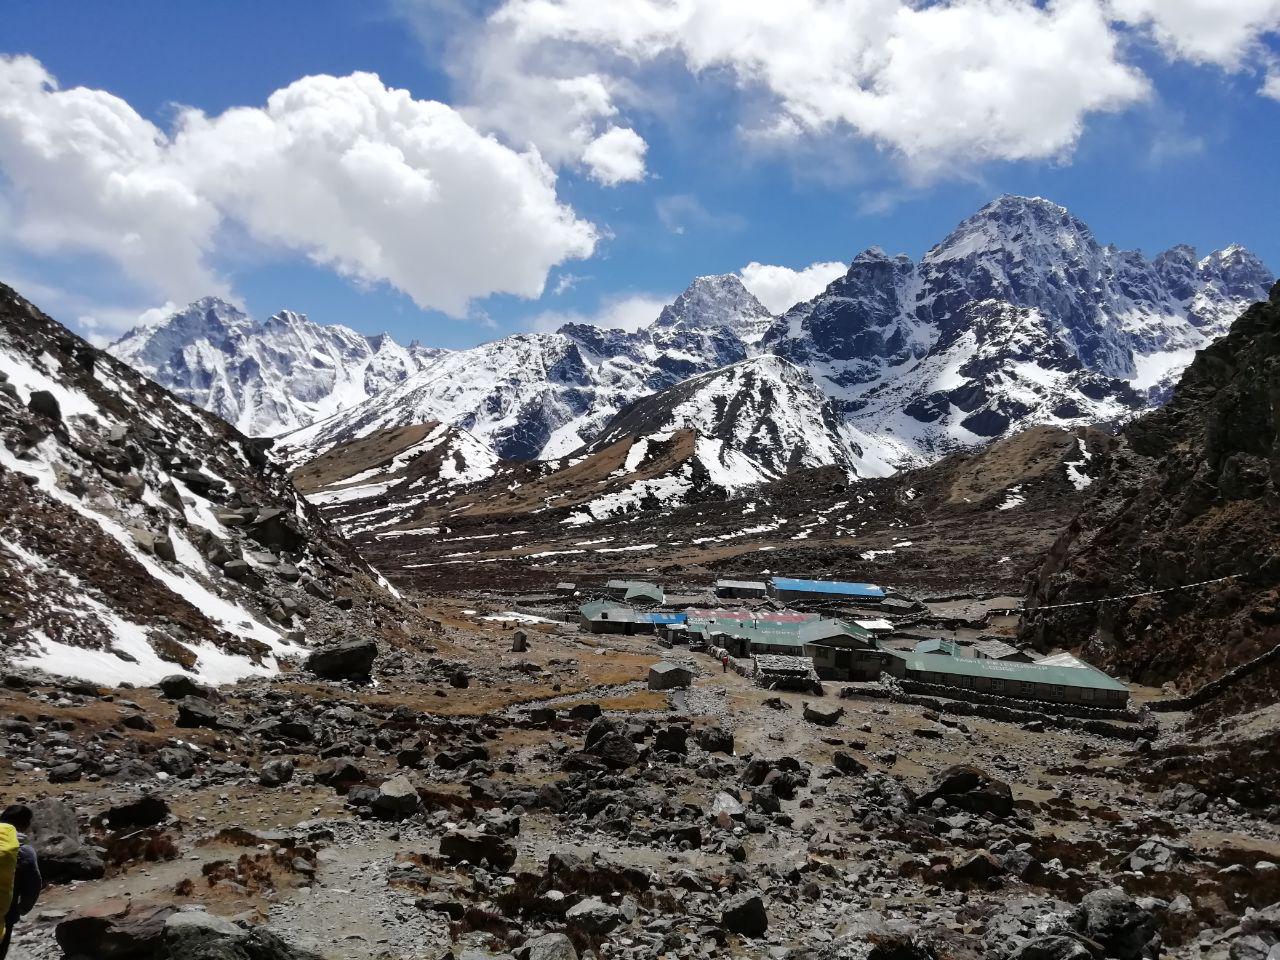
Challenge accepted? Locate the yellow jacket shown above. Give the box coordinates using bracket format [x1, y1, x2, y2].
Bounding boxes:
[0, 823, 18, 942]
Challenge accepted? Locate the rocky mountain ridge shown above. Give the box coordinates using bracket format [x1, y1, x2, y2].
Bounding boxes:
[0, 284, 420, 688]
[1023, 280, 1280, 708]
[112, 197, 1272, 480]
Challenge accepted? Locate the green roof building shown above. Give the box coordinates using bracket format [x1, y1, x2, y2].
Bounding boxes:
[883, 650, 1129, 707]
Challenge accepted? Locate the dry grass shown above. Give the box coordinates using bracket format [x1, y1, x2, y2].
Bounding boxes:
[290, 423, 436, 492]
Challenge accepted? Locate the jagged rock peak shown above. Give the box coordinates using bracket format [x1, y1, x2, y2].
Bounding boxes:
[924, 194, 1096, 264]
[653, 273, 774, 342]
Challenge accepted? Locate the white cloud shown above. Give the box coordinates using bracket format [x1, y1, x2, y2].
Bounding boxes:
[0, 56, 597, 318]
[1109, 0, 1280, 68]
[581, 126, 647, 184]
[473, 0, 1150, 175]
[0, 56, 224, 302]
[1265, 70, 1280, 100]
[739, 260, 847, 313]
[530, 291, 671, 333]
[432, 0, 1280, 181]
[445, 13, 651, 185]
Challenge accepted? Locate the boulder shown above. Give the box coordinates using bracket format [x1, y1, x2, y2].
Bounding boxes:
[48, 761, 83, 783]
[435, 745, 489, 769]
[1071, 888, 1159, 960]
[721, 894, 768, 937]
[803, 703, 845, 726]
[653, 725, 688, 755]
[27, 389, 62, 422]
[162, 911, 325, 960]
[175, 696, 222, 729]
[521, 932, 578, 960]
[259, 758, 296, 787]
[568, 703, 602, 722]
[565, 897, 624, 935]
[95, 795, 170, 830]
[651, 822, 702, 848]
[247, 508, 308, 553]
[1128, 837, 1187, 873]
[696, 724, 734, 754]
[950, 851, 1006, 886]
[440, 829, 517, 871]
[155, 746, 196, 779]
[163, 910, 248, 948]
[511, 630, 529, 653]
[545, 851, 649, 895]
[586, 732, 640, 770]
[313, 758, 366, 793]
[158, 674, 218, 700]
[30, 797, 105, 883]
[916, 765, 1013, 818]
[55, 899, 175, 958]
[372, 775, 422, 821]
[304, 640, 377, 681]
[711, 791, 745, 819]
[833, 752, 867, 775]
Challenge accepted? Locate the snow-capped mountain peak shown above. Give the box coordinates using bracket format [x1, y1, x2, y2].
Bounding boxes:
[110, 301, 445, 437]
[652, 273, 774, 343]
[110, 196, 1272, 485]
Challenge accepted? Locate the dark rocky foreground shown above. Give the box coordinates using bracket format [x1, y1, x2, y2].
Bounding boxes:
[3, 604, 1279, 960]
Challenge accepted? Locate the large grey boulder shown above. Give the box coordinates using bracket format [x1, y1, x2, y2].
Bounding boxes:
[160, 909, 325, 960]
[372, 774, 422, 820]
[27, 389, 62, 422]
[259, 758, 295, 787]
[304, 639, 377, 681]
[29, 797, 105, 883]
[803, 703, 844, 726]
[522, 932, 578, 960]
[175, 695, 222, 729]
[56, 899, 175, 956]
[721, 893, 768, 937]
[1071, 888, 1159, 960]
[565, 897, 624, 935]
[158, 674, 218, 700]
[916, 765, 1014, 818]
[586, 732, 640, 770]
[1127, 836, 1187, 873]
[440, 829, 517, 871]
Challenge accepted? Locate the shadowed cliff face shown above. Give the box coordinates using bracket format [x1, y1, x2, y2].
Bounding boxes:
[1022, 282, 1280, 704]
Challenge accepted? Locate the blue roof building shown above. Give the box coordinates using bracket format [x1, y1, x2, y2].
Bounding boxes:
[769, 577, 887, 603]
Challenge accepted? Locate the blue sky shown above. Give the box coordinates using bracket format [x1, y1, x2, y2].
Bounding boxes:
[2, 0, 1277, 349]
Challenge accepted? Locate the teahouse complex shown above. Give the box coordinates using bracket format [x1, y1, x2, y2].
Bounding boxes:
[576, 574, 1130, 711]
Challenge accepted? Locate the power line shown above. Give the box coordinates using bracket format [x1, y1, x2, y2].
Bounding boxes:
[1024, 574, 1244, 613]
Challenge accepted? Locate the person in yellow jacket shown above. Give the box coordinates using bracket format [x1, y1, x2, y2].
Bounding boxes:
[0, 805, 42, 960]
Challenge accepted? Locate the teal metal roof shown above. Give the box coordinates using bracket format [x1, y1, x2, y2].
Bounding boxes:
[698, 623, 808, 648]
[914, 638, 960, 656]
[579, 599, 638, 622]
[886, 650, 1128, 692]
[624, 583, 665, 604]
[689, 616, 806, 636]
[771, 577, 886, 599]
[798, 618, 874, 646]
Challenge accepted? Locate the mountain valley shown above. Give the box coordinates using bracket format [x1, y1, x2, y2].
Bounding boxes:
[2, 234, 1279, 960]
